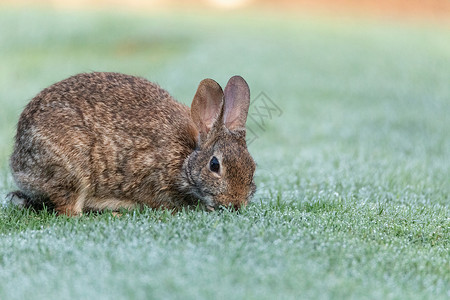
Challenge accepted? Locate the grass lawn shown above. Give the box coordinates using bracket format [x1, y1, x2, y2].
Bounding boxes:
[0, 6, 449, 299]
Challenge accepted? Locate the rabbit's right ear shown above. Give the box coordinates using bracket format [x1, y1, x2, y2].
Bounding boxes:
[191, 79, 224, 137]
[223, 76, 250, 131]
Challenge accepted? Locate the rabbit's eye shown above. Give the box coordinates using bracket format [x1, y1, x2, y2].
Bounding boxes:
[209, 156, 220, 173]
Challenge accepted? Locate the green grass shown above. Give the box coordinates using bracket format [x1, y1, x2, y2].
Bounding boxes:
[0, 6, 449, 299]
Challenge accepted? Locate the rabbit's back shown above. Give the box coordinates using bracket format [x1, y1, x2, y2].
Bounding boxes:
[10, 72, 198, 213]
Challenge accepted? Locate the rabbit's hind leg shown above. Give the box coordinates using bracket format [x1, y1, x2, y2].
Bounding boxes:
[9, 174, 84, 216]
[32, 169, 89, 216]
[51, 189, 84, 216]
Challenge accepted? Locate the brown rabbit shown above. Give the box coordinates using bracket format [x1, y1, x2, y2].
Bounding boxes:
[8, 72, 256, 215]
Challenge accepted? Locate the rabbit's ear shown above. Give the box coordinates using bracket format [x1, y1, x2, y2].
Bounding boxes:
[223, 76, 250, 131]
[191, 79, 224, 135]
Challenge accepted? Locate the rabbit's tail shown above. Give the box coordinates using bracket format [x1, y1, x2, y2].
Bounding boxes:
[6, 190, 53, 211]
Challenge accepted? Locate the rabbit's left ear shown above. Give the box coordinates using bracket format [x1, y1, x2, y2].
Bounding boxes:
[223, 76, 250, 131]
[191, 79, 224, 135]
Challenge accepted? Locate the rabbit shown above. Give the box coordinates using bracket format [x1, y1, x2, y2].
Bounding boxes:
[8, 72, 256, 215]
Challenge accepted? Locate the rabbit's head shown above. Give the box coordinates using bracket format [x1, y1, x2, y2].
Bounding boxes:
[181, 76, 256, 210]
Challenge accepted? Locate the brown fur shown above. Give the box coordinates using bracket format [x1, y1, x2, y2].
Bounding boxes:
[9, 72, 256, 215]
